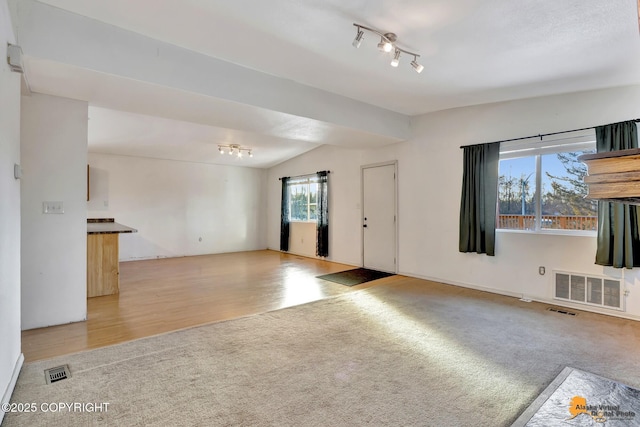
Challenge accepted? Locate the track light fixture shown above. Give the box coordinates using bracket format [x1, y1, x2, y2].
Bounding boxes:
[218, 144, 253, 159]
[352, 23, 423, 73]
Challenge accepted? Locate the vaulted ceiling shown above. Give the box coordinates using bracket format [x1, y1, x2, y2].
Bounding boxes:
[9, 0, 640, 167]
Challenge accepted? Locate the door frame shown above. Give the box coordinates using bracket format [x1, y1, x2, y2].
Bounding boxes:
[361, 160, 398, 273]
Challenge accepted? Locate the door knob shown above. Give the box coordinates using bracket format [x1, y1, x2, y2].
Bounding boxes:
[363, 224, 367, 228]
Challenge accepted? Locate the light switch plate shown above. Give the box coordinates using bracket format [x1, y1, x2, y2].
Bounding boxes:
[43, 201, 64, 214]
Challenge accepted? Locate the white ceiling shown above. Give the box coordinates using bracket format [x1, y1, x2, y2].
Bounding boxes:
[13, 0, 640, 167]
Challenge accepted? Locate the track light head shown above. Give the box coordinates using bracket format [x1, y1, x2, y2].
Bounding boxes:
[410, 58, 424, 73]
[352, 29, 364, 48]
[390, 49, 401, 67]
[376, 33, 395, 53]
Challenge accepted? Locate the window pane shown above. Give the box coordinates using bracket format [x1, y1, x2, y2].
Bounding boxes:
[289, 183, 308, 221]
[540, 151, 597, 230]
[309, 204, 317, 220]
[498, 157, 536, 230]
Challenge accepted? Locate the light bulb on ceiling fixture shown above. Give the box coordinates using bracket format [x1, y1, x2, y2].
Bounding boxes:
[390, 49, 401, 67]
[249, 151, 253, 158]
[237, 150, 242, 158]
[352, 28, 364, 48]
[228, 148, 234, 155]
[410, 57, 424, 73]
[377, 37, 393, 53]
[219, 147, 224, 155]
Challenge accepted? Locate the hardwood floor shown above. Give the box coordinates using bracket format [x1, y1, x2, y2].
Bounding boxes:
[21, 250, 395, 362]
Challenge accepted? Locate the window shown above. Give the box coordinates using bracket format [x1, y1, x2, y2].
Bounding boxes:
[497, 130, 597, 232]
[288, 177, 318, 222]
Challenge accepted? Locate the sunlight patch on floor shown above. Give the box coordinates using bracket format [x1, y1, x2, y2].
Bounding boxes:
[346, 291, 527, 393]
[279, 271, 324, 308]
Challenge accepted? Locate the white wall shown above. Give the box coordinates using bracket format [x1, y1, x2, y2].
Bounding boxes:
[88, 153, 267, 260]
[0, 0, 23, 419]
[287, 222, 318, 258]
[267, 85, 640, 320]
[21, 93, 88, 330]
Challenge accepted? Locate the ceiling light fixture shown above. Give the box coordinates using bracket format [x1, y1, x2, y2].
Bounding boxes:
[352, 23, 423, 73]
[218, 144, 253, 159]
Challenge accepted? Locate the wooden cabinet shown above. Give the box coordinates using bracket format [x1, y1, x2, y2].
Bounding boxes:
[87, 233, 119, 297]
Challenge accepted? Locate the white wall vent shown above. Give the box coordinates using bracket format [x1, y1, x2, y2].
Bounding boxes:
[554, 270, 624, 311]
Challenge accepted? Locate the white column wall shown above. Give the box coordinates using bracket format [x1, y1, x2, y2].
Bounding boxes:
[88, 153, 267, 260]
[21, 93, 88, 330]
[267, 85, 640, 320]
[0, 0, 23, 418]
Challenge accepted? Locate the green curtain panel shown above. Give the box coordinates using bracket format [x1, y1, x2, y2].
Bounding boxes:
[280, 177, 290, 251]
[595, 121, 640, 268]
[459, 142, 500, 256]
[316, 171, 329, 257]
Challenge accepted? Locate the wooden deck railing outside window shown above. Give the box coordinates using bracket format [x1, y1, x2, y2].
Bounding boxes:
[498, 215, 597, 231]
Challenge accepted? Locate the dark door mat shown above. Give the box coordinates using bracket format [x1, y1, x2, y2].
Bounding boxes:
[317, 268, 395, 286]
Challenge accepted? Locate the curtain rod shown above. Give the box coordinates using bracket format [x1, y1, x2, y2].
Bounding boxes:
[459, 119, 640, 149]
[278, 170, 330, 181]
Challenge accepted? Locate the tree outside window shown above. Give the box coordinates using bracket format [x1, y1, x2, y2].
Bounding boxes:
[498, 148, 597, 231]
[289, 179, 318, 222]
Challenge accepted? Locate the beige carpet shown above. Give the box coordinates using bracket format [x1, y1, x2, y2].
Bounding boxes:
[4, 279, 640, 426]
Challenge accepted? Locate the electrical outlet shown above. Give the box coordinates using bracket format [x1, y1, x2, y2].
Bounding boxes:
[42, 201, 64, 214]
[539, 266, 546, 275]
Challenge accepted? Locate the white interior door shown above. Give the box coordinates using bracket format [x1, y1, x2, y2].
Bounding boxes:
[362, 163, 396, 273]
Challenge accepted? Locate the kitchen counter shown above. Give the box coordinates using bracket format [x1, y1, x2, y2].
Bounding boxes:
[87, 218, 138, 234]
[87, 218, 137, 298]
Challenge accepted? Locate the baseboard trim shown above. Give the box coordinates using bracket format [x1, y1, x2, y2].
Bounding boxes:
[399, 270, 524, 299]
[398, 271, 640, 322]
[1, 352, 24, 425]
[270, 248, 360, 268]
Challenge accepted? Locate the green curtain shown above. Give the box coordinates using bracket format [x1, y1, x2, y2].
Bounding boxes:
[459, 142, 500, 256]
[316, 171, 329, 257]
[280, 177, 290, 251]
[595, 121, 640, 268]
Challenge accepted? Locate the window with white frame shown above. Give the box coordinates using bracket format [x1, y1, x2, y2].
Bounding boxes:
[288, 177, 318, 222]
[497, 129, 597, 232]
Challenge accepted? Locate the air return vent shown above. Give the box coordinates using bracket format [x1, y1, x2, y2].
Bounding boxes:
[45, 365, 71, 384]
[547, 307, 577, 316]
[554, 271, 623, 311]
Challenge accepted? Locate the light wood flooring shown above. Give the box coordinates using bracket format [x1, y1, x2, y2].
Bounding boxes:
[21, 250, 398, 362]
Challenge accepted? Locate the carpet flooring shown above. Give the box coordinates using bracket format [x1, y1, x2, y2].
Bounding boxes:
[4, 279, 640, 426]
[316, 268, 395, 286]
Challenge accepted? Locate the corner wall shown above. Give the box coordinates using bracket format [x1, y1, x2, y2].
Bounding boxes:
[0, 0, 23, 418]
[267, 85, 640, 320]
[88, 153, 268, 260]
[21, 93, 88, 330]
